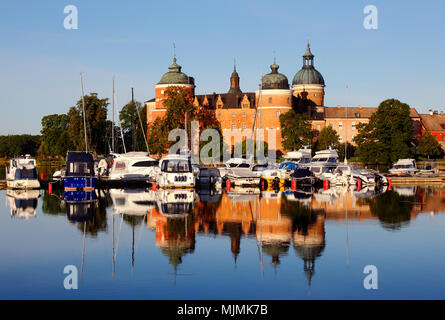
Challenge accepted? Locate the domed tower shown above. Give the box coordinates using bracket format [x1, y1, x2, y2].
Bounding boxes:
[228, 64, 242, 95]
[292, 42, 325, 106]
[255, 59, 292, 152]
[155, 57, 195, 110]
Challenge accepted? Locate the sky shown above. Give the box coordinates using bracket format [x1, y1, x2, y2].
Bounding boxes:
[1, 0, 444, 135]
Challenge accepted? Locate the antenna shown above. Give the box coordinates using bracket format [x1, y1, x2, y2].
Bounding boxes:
[80, 73, 88, 152]
[173, 42, 176, 60]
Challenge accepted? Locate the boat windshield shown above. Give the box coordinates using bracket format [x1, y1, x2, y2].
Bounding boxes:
[394, 164, 414, 169]
[68, 162, 92, 175]
[132, 160, 159, 167]
[252, 164, 268, 171]
[161, 160, 191, 173]
[14, 168, 37, 180]
[238, 163, 251, 168]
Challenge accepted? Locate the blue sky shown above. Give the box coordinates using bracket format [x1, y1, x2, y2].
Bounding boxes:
[1, 0, 444, 135]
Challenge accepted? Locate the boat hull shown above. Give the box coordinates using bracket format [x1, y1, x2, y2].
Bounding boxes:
[63, 176, 97, 190]
[7, 179, 40, 190]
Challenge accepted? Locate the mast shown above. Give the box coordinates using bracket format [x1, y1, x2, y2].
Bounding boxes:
[132, 88, 136, 151]
[112, 77, 115, 153]
[344, 85, 348, 164]
[80, 73, 88, 152]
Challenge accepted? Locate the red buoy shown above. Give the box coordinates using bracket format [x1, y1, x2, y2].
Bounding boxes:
[356, 179, 362, 190]
[48, 183, 53, 194]
[152, 183, 157, 191]
[291, 180, 297, 190]
[387, 178, 392, 190]
[226, 180, 231, 191]
[41, 173, 47, 180]
[323, 179, 329, 190]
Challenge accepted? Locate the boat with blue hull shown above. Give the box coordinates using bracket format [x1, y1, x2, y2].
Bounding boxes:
[63, 151, 97, 191]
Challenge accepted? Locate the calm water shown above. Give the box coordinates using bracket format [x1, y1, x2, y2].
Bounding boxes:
[1, 185, 445, 300]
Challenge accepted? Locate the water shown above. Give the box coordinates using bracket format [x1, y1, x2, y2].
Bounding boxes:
[1, 185, 445, 300]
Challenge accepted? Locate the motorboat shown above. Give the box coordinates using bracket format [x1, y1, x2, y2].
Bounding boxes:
[52, 164, 66, 180]
[283, 147, 312, 164]
[108, 152, 159, 182]
[109, 188, 157, 216]
[6, 155, 40, 189]
[388, 159, 418, 176]
[196, 167, 222, 189]
[156, 189, 195, 217]
[305, 148, 339, 178]
[359, 168, 388, 186]
[156, 154, 195, 188]
[328, 164, 375, 186]
[225, 166, 261, 187]
[251, 162, 278, 177]
[289, 166, 316, 186]
[63, 151, 97, 190]
[218, 157, 252, 177]
[6, 189, 40, 219]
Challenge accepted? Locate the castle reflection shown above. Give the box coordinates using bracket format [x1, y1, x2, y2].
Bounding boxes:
[31, 185, 445, 285]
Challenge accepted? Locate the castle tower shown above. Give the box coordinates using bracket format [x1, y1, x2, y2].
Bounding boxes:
[228, 64, 242, 95]
[154, 56, 195, 110]
[255, 58, 292, 153]
[292, 42, 325, 106]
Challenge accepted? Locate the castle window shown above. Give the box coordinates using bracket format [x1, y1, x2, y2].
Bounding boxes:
[268, 97, 272, 103]
[317, 124, 321, 131]
[287, 97, 290, 104]
[242, 112, 246, 118]
[352, 121, 356, 130]
[232, 113, 236, 118]
[339, 122, 343, 129]
[242, 123, 246, 130]
[161, 90, 164, 94]
[232, 124, 236, 130]
[243, 104, 248, 108]
[277, 110, 281, 116]
[329, 122, 333, 127]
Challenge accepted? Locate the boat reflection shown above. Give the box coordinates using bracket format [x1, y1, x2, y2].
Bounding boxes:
[6, 189, 40, 219]
[62, 190, 98, 222]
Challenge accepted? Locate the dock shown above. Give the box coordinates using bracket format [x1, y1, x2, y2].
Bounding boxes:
[388, 175, 445, 185]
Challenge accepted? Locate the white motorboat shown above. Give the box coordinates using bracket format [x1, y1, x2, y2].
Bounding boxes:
[305, 148, 339, 178]
[156, 154, 195, 188]
[6, 155, 40, 189]
[218, 157, 252, 177]
[283, 147, 312, 164]
[109, 152, 159, 182]
[329, 164, 375, 186]
[225, 166, 261, 187]
[6, 189, 40, 219]
[388, 159, 418, 176]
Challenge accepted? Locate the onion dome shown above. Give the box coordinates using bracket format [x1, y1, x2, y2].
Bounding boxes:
[158, 57, 191, 85]
[261, 59, 289, 90]
[292, 42, 325, 86]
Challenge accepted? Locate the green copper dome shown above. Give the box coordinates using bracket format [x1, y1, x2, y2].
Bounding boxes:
[262, 59, 289, 90]
[292, 43, 325, 86]
[158, 57, 191, 85]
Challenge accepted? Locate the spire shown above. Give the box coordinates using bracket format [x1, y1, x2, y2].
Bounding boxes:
[303, 41, 314, 67]
[229, 61, 242, 94]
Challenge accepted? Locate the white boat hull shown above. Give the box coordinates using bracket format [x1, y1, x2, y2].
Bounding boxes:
[7, 179, 40, 190]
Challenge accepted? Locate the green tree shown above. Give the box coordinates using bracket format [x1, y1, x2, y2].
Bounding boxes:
[234, 138, 268, 160]
[314, 126, 340, 151]
[0, 135, 41, 157]
[119, 101, 148, 151]
[67, 93, 109, 155]
[417, 131, 444, 159]
[354, 99, 414, 164]
[337, 142, 356, 162]
[148, 87, 196, 156]
[39, 114, 73, 156]
[279, 111, 312, 151]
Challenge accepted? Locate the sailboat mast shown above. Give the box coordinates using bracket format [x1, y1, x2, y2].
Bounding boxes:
[344, 85, 348, 164]
[112, 77, 115, 153]
[80, 73, 88, 152]
[132, 88, 136, 151]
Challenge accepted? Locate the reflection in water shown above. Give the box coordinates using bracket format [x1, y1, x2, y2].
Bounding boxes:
[6, 189, 40, 219]
[27, 185, 445, 288]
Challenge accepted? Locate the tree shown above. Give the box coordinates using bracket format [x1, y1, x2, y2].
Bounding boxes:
[279, 111, 312, 151]
[0, 135, 41, 157]
[67, 93, 108, 155]
[234, 138, 268, 159]
[119, 101, 148, 151]
[314, 126, 340, 151]
[148, 87, 197, 156]
[354, 99, 415, 164]
[39, 114, 73, 156]
[337, 142, 356, 162]
[417, 131, 444, 159]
